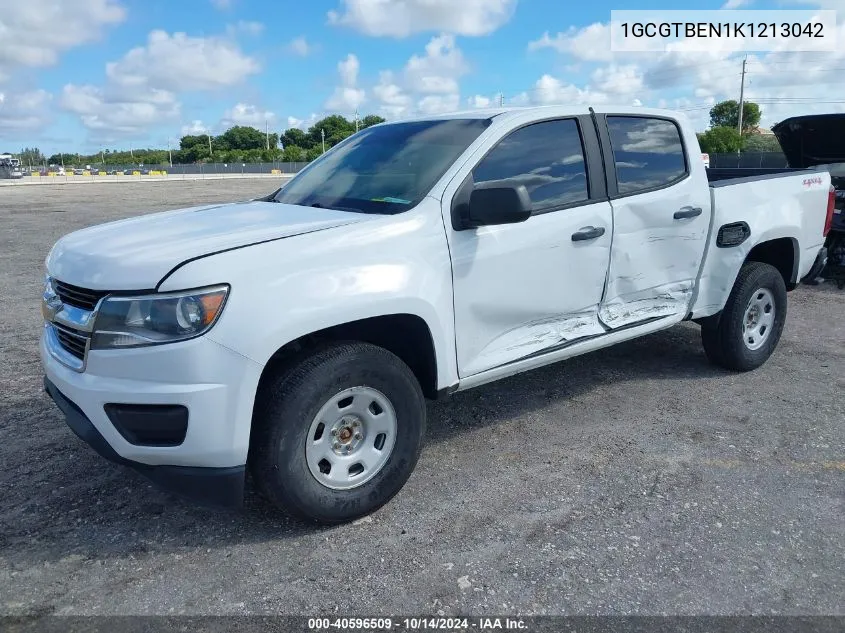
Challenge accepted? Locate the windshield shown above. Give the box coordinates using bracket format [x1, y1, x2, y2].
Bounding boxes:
[273, 118, 491, 214]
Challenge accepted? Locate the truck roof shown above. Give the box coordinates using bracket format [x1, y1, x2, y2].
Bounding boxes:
[385, 105, 687, 124]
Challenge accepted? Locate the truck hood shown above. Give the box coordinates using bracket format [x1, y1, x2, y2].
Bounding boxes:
[772, 114, 845, 169]
[46, 200, 371, 290]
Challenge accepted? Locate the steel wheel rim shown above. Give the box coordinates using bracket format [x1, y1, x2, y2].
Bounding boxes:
[742, 288, 775, 351]
[305, 386, 398, 490]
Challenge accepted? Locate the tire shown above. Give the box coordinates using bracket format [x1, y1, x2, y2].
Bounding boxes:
[249, 341, 426, 524]
[700, 261, 787, 372]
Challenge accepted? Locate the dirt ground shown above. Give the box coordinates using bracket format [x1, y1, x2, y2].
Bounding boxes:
[1, 180, 843, 616]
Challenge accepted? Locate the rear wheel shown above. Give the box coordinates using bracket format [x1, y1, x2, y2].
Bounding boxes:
[249, 342, 426, 524]
[701, 261, 787, 371]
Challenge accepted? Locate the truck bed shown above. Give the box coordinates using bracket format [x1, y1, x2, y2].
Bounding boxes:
[706, 167, 811, 184]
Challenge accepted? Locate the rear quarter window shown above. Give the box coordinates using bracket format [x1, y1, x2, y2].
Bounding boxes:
[606, 116, 688, 195]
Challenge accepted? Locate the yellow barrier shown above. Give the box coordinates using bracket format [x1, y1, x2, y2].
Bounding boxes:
[83, 171, 91, 176]
[116, 171, 124, 176]
[132, 171, 141, 176]
[48, 172, 57, 177]
[31, 172, 40, 177]
[270, 169, 281, 174]
[98, 171, 107, 176]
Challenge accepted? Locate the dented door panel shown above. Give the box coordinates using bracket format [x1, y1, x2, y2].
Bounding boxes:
[594, 112, 712, 329]
[449, 201, 613, 377]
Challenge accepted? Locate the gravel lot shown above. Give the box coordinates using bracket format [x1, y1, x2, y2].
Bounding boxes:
[1, 180, 843, 616]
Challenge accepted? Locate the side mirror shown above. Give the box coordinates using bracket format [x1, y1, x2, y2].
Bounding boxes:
[465, 184, 532, 228]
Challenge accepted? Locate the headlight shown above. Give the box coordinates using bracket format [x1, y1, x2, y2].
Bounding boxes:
[91, 285, 229, 350]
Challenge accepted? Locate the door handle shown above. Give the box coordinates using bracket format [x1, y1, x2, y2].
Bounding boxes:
[571, 226, 606, 241]
[674, 206, 703, 219]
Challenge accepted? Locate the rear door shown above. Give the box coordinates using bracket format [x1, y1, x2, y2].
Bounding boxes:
[592, 111, 712, 329]
[442, 113, 614, 377]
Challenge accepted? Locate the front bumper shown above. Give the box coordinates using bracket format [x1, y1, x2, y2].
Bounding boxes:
[45, 377, 244, 507]
[41, 330, 263, 507]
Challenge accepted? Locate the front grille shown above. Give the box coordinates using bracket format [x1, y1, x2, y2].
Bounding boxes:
[54, 280, 108, 311]
[54, 323, 90, 360]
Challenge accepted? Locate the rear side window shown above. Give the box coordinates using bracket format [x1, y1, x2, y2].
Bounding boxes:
[472, 118, 589, 212]
[606, 116, 687, 195]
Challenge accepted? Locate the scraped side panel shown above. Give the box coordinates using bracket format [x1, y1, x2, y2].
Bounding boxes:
[599, 281, 693, 328]
[461, 308, 606, 376]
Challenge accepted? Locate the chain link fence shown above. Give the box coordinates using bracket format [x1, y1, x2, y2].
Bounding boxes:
[15, 162, 311, 180]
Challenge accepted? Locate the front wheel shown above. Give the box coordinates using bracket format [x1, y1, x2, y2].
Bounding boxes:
[249, 342, 426, 524]
[701, 261, 787, 371]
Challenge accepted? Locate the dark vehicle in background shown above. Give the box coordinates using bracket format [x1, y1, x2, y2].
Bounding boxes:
[773, 114, 845, 287]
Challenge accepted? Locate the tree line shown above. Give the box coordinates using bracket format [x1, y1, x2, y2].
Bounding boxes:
[696, 100, 783, 154]
[15, 114, 386, 168]
[15, 104, 785, 167]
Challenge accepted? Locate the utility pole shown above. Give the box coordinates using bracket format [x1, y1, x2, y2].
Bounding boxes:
[265, 120, 270, 150]
[208, 134, 213, 158]
[354, 109, 359, 132]
[737, 55, 747, 137]
[100, 148, 105, 164]
[321, 128, 326, 154]
[499, 92, 504, 107]
[167, 138, 173, 167]
[130, 144, 134, 161]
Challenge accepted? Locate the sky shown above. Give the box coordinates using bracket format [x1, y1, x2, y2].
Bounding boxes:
[0, 0, 843, 155]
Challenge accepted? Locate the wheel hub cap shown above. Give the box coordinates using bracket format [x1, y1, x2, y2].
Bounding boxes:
[742, 288, 775, 351]
[305, 386, 397, 490]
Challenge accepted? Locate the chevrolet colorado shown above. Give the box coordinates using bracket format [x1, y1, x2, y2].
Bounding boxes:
[41, 106, 835, 523]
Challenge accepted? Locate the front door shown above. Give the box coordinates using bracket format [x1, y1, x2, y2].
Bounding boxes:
[593, 112, 712, 329]
[442, 114, 614, 377]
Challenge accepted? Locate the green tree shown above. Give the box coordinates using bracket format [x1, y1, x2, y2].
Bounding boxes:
[742, 133, 782, 153]
[281, 127, 308, 150]
[18, 147, 45, 166]
[698, 126, 744, 154]
[305, 115, 355, 150]
[216, 125, 272, 151]
[282, 145, 305, 162]
[360, 114, 386, 129]
[709, 100, 761, 133]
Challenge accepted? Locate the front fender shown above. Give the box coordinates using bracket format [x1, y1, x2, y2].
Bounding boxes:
[159, 201, 459, 391]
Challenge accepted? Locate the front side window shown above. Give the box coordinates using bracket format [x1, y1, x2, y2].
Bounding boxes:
[274, 119, 490, 214]
[606, 116, 687, 194]
[472, 119, 589, 212]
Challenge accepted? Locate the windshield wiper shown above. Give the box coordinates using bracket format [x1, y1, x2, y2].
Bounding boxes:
[310, 202, 364, 213]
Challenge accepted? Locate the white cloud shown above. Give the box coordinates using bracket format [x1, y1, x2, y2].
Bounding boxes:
[327, 0, 516, 38]
[325, 54, 367, 112]
[468, 95, 492, 108]
[287, 114, 319, 130]
[288, 36, 313, 56]
[404, 34, 468, 94]
[528, 23, 613, 62]
[181, 120, 208, 135]
[418, 93, 460, 114]
[106, 30, 260, 93]
[60, 84, 180, 136]
[220, 103, 276, 128]
[339, 54, 360, 86]
[373, 71, 413, 118]
[0, 89, 53, 138]
[59, 29, 261, 140]
[591, 65, 644, 95]
[0, 0, 126, 82]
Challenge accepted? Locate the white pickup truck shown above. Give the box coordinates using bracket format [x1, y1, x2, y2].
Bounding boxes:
[41, 106, 834, 523]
